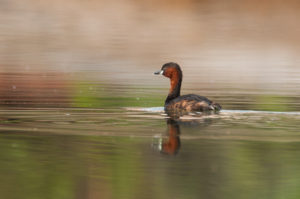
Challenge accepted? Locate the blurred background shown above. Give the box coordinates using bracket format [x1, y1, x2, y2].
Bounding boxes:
[1, 0, 300, 109]
[2, 1, 300, 199]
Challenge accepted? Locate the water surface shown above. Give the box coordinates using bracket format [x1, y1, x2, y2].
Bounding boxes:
[1, 106, 300, 199]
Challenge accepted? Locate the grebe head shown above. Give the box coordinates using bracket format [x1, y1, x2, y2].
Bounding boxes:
[154, 62, 182, 79]
[154, 62, 183, 104]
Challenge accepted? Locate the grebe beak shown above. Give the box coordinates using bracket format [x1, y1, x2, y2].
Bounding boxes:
[154, 70, 163, 75]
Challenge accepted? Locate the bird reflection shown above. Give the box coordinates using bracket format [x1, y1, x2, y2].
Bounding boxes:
[158, 118, 181, 155]
[153, 112, 216, 155]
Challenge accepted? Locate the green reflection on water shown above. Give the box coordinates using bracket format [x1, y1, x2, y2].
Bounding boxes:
[72, 82, 163, 108]
[255, 95, 290, 111]
[0, 135, 77, 199]
[1, 131, 300, 199]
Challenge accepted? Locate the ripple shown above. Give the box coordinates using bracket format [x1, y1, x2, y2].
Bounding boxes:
[222, 110, 300, 115]
[125, 107, 164, 112]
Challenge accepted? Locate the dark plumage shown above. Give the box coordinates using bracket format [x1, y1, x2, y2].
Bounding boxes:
[154, 62, 221, 113]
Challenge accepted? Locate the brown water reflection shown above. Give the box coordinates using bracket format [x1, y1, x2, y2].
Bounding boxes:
[0, 73, 72, 107]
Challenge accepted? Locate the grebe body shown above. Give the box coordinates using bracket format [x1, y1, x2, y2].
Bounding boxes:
[154, 62, 221, 113]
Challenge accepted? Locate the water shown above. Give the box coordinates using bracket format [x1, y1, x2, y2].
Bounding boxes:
[1, 106, 300, 199]
[2, 0, 300, 198]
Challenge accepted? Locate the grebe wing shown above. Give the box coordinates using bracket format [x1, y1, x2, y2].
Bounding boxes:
[168, 94, 221, 112]
[172, 94, 211, 103]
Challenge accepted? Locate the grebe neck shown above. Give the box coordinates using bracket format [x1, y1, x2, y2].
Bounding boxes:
[165, 75, 182, 105]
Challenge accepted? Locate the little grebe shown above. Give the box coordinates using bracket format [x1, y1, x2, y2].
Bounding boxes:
[154, 62, 221, 113]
